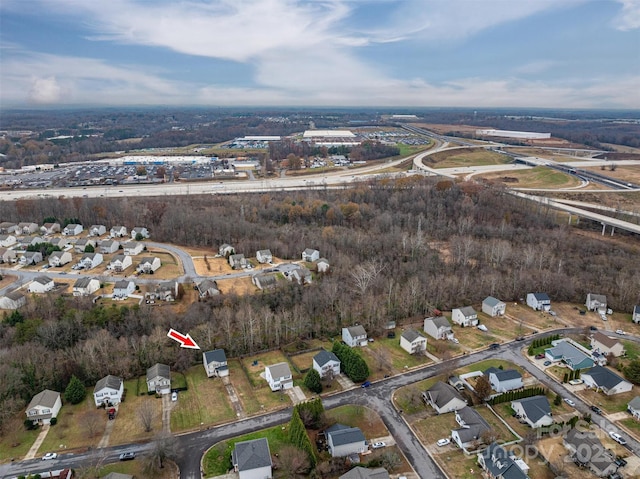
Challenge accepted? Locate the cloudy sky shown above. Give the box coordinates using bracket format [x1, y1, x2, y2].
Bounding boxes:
[1, 0, 639, 108]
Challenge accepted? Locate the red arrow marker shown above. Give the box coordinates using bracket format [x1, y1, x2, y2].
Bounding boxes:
[167, 328, 200, 349]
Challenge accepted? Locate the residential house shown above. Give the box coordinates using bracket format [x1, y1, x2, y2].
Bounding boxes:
[146, 281, 178, 302]
[229, 253, 247, 269]
[137, 256, 161, 274]
[422, 381, 467, 414]
[634, 305, 640, 324]
[0, 234, 17, 247]
[342, 325, 368, 347]
[452, 306, 478, 327]
[219, 244, 234, 257]
[400, 329, 427, 355]
[203, 349, 229, 378]
[0, 291, 26, 309]
[482, 296, 506, 317]
[290, 266, 312, 285]
[526, 292, 551, 311]
[40, 222, 60, 235]
[113, 280, 135, 299]
[511, 396, 553, 428]
[49, 237, 69, 249]
[563, 428, 617, 478]
[99, 240, 120, 254]
[485, 367, 523, 393]
[93, 375, 124, 407]
[231, 438, 272, 479]
[89, 225, 107, 237]
[545, 340, 594, 371]
[256, 249, 273, 264]
[423, 316, 454, 340]
[0, 222, 19, 234]
[340, 467, 390, 479]
[19, 235, 43, 248]
[316, 258, 330, 273]
[452, 406, 491, 450]
[627, 396, 640, 419]
[110, 225, 128, 238]
[20, 251, 43, 265]
[586, 293, 608, 313]
[581, 365, 633, 395]
[146, 363, 171, 394]
[63, 224, 83, 236]
[28, 276, 54, 293]
[0, 247, 17, 263]
[48, 251, 72, 267]
[313, 349, 341, 379]
[591, 332, 625, 358]
[73, 277, 100, 296]
[25, 389, 62, 425]
[124, 242, 145, 256]
[109, 254, 132, 272]
[326, 424, 367, 457]
[18, 222, 39, 234]
[302, 248, 320, 262]
[264, 362, 293, 391]
[79, 252, 103, 270]
[477, 442, 530, 479]
[252, 273, 278, 290]
[131, 227, 150, 239]
[196, 279, 220, 298]
[75, 238, 96, 253]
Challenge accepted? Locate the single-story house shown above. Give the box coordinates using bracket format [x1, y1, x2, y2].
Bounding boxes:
[18, 222, 39, 234]
[63, 224, 83, 236]
[452, 406, 491, 450]
[146, 363, 171, 394]
[146, 281, 178, 302]
[342, 325, 368, 347]
[137, 256, 161, 274]
[400, 329, 427, 355]
[229, 253, 247, 269]
[563, 428, 617, 478]
[124, 242, 145, 256]
[591, 331, 625, 358]
[203, 349, 229, 378]
[313, 349, 341, 379]
[256, 249, 273, 264]
[482, 296, 506, 317]
[20, 251, 43, 265]
[452, 306, 478, 327]
[40, 222, 61, 235]
[132, 227, 150, 239]
[316, 258, 330, 273]
[73, 277, 101, 296]
[485, 367, 523, 393]
[581, 365, 633, 395]
[0, 290, 26, 309]
[586, 293, 608, 313]
[526, 292, 551, 311]
[49, 237, 69, 249]
[113, 280, 135, 299]
[75, 238, 96, 253]
[93, 375, 124, 407]
[627, 396, 640, 419]
[340, 467, 390, 479]
[48, 251, 72, 267]
[28, 276, 54, 293]
[219, 243, 234, 257]
[423, 316, 454, 340]
[79, 252, 103, 270]
[422, 381, 467, 414]
[99, 240, 120, 254]
[252, 273, 278, 290]
[110, 226, 128, 238]
[26, 389, 62, 425]
[545, 340, 594, 371]
[477, 442, 530, 479]
[302, 248, 320, 262]
[326, 424, 367, 457]
[511, 396, 553, 428]
[0, 234, 17, 247]
[89, 225, 107, 237]
[634, 305, 640, 324]
[232, 438, 272, 479]
[264, 362, 293, 391]
[197, 279, 220, 298]
[0, 247, 17, 263]
[109, 254, 132, 272]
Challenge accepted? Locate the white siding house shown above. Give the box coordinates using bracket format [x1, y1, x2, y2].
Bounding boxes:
[627, 397, 640, 419]
[400, 329, 427, 354]
[26, 390, 62, 425]
[93, 375, 124, 407]
[232, 438, 272, 479]
[79, 252, 103, 270]
[73, 278, 100, 296]
[482, 296, 506, 317]
[326, 424, 367, 457]
[451, 306, 478, 327]
[20, 251, 43, 265]
[99, 240, 120, 254]
[203, 349, 229, 378]
[422, 381, 467, 414]
[313, 349, 341, 379]
[342, 325, 368, 347]
[124, 242, 145, 256]
[585, 293, 607, 313]
[75, 238, 96, 253]
[581, 366, 633, 396]
[48, 251, 72, 267]
[424, 316, 454, 340]
[0, 291, 26, 309]
[89, 225, 107, 237]
[40, 223, 60, 235]
[63, 224, 83, 236]
[256, 249, 273, 264]
[137, 256, 161, 273]
[110, 226, 128, 238]
[486, 367, 524, 392]
[302, 248, 320, 262]
[28, 276, 54, 293]
[526, 293, 551, 311]
[109, 254, 132, 272]
[131, 227, 149, 239]
[0, 235, 17, 247]
[146, 363, 171, 394]
[113, 280, 135, 299]
[511, 396, 553, 428]
[634, 305, 640, 324]
[264, 362, 293, 391]
[591, 332, 625, 358]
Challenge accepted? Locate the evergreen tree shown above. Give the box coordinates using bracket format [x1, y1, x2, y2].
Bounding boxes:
[304, 369, 322, 394]
[64, 375, 86, 404]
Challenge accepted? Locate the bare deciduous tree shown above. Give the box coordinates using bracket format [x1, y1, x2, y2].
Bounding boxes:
[138, 400, 156, 433]
[275, 445, 310, 477]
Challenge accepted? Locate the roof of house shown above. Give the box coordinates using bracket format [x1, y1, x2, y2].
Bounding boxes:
[485, 367, 522, 382]
[203, 349, 227, 364]
[266, 362, 292, 379]
[91, 224, 105, 229]
[483, 296, 503, 307]
[402, 329, 425, 343]
[426, 316, 452, 329]
[583, 365, 628, 390]
[346, 325, 367, 337]
[512, 395, 551, 423]
[326, 423, 366, 446]
[456, 306, 476, 316]
[628, 396, 640, 411]
[454, 406, 490, 443]
[139, 256, 158, 264]
[546, 341, 592, 367]
[564, 428, 615, 474]
[132, 227, 147, 232]
[24, 251, 41, 258]
[197, 279, 219, 292]
[49, 251, 68, 258]
[94, 375, 122, 393]
[257, 249, 272, 256]
[6, 290, 24, 301]
[111, 225, 125, 230]
[82, 253, 99, 259]
[479, 442, 529, 479]
[530, 292, 550, 301]
[314, 349, 340, 367]
[102, 240, 118, 247]
[588, 293, 607, 303]
[76, 238, 93, 245]
[147, 363, 170, 381]
[232, 438, 272, 472]
[304, 248, 319, 255]
[126, 242, 144, 249]
[33, 275, 53, 285]
[254, 273, 278, 287]
[592, 332, 621, 349]
[74, 277, 96, 288]
[230, 253, 245, 260]
[340, 466, 390, 479]
[426, 381, 465, 408]
[27, 389, 60, 410]
[111, 254, 127, 263]
[65, 223, 81, 228]
[634, 305, 640, 315]
[114, 280, 133, 289]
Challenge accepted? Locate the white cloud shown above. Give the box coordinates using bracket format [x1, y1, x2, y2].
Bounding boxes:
[28, 77, 62, 104]
[613, 0, 640, 30]
[514, 60, 558, 75]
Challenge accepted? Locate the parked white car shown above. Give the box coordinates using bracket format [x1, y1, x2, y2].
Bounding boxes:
[477, 324, 488, 332]
[609, 431, 627, 445]
[437, 438, 451, 447]
[616, 329, 626, 335]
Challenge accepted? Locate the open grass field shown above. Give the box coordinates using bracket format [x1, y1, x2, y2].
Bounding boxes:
[427, 148, 511, 169]
[108, 379, 163, 445]
[413, 411, 457, 447]
[583, 164, 640, 184]
[452, 324, 504, 350]
[288, 349, 323, 373]
[91, 460, 177, 479]
[325, 405, 388, 439]
[216, 276, 256, 295]
[479, 166, 582, 188]
[142, 250, 183, 279]
[457, 359, 525, 376]
[171, 366, 236, 432]
[192, 256, 230, 276]
[0, 418, 41, 462]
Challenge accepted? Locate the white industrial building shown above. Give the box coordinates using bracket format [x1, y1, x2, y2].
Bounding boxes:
[475, 129, 551, 140]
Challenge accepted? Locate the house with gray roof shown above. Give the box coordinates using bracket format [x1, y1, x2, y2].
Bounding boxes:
[582, 365, 632, 396]
[18, 222, 39, 234]
[110, 226, 128, 238]
[545, 340, 594, 371]
[477, 442, 530, 479]
[28, 275, 54, 294]
[40, 222, 61, 235]
[482, 296, 506, 317]
[146, 363, 171, 394]
[256, 249, 273, 264]
[451, 406, 491, 450]
[20, 251, 43, 265]
[73, 277, 100, 296]
[63, 223, 83, 236]
[422, 381, 467, 414]
[113, 280, 135, 299]
[26, 389, 62, 425]
[586, 293, 607, 313]
[424, 316, 454, 340]
[252, 273, 278, 290]
[93, 375, 123, 407]
[100, 240, 121, 255]
[203, 349, 229, 378]
[452, 306, 478, 327]
[485, 367, 523, 393]
[627, 396, 640, 419]
[313, 349, 341, 379]
[0, 290, 26, 309]
[400, 329, 427, 354]
[75, 238, 96, 253]
[563, 428, 617, 478]
[0, 234, 17, 248]
[326, 423, 367, 457]
[232, 437, 272, 479]
[526, 292, 551, 311]
[342, 325, 368, 347]
[0, 247, 16, 264]
[302, 248, 320, 262]
[132, 227, 150, 239]
[197, 279, 220, 298]
[511, 396, 553, 428]
[265, 362, 293, 391]
[340, 467, 390, 479]
[591, 332, 625, 358]
[89, 225, 107, 237]
[48, 250, 72, 267]
[229, 253, 247, 270]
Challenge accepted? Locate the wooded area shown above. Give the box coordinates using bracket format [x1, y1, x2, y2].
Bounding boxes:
[0, 177, 639, 432]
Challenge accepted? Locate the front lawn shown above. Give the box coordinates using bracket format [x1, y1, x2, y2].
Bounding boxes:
[108, 380, 163, 445]
[393, 377, 440, 415]
[360, 336, 431, 376]
[457, 359, 525, 376]
[575, 387, 638, 414]
[325, 405, 388, 439]
[227, 359, 291, 415]
[0, 418, 41, 462]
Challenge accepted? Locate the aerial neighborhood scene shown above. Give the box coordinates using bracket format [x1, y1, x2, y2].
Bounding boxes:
[1, 1, 640, 479]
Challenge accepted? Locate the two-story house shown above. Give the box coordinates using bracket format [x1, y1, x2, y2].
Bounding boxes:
[63, 224, 83, 236]
[526, 292, 551, 311]
[452, 306, 478, 327]
[110, 226, 128, 238]
[99, 240, 121, 254]
[586, 293, 608, 314]
[93, 375, 124, 407]
[131, 227, 149, 239]
[313, 349, 341, 379]
[146, 363, 171, 394]
[75, 238, 96, 253]
[264, 362, 293, 391]
[342, 325, 368, 347]
[203, 349, 229, 378]
[26, 389, 62, 425]
[124, 242, 145, 256]
[326, 424, 367, 457]
[511, 396, 553, 428]
[422, 381, 467, 414]
[400, 329, 427, 355]
[109, 254, 132, 272]
[482, 296, 506, 317]
[48, 251, 72, 267]
[89, 225, 107, 237]
[113, 280, 135, 299]
[137, 256, 161, 274]
[232, 438, 272, 479]
[485, 367, 524, 393]
[256, 249, 273, 264]
[424, 316, 454, 340]
[79, 252, 104, 270]
[302, 248, 320, 262]
[73, 277, 101, 296]
[28, 276, 54, 293]
[591, 332, 625, 358]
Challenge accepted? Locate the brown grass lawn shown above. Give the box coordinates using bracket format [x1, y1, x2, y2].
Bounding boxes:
[583, 165, 640, 184]
[109, 380, 163, 445]
[288, 349, 321, 373]
[170, 366, 235, 432]
[477, 406, 519, 443]
[426, 148, 511, 169]
[457, 359, 526, 377]
[193, 256, 230, 276]
[452, 325, 504, 350]
[227, 359, 291, 414]
[432, 451, 479, 479]
[325, 405, 388, 439]
[0, 417, 41, 462]
[413, 412, 456, 447]
[242, 350, 294, 387]
[393, 377, 441, 415]
[216, 276, 256, 295]
[360, 334, 432, 376]
[504, 304, 559, 332]
[576, 387, 639, 414]
[537, 435, 585, 479]
[479, 167, 582, 189]
[141, 251, 184, 279]
[90, 460, 176, 479]
[0, 274, 17, 290]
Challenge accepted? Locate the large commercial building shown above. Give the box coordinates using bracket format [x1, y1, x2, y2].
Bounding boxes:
[475, 129, 551, 140]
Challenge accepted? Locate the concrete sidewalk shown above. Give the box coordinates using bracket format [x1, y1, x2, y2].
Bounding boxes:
[24, 424, 50, 459]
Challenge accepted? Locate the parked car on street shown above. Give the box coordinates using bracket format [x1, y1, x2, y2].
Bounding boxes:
[42, 453, 58, 461]
[590, 405, 603, 415]
[119, 452, 136, 461]
[543, 360, 552, 366]
[361, 381, 371, 388]
[609, 431, 627, 445]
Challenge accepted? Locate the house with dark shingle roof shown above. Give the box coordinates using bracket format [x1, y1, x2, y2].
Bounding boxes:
[586, 293, 607, 313]
[582, 365, 632, 396]
[563, 428, 617, 478]
[451, 406, 491, 450]
[477, 442, 530, 479]
[265, 362, 293, 391]
[526, 292, 551, 311]
[591, 332, 625, 358]
[146, 363, 171, 394]
[545, 340, 594, 371]
[452, 306, 478, 327]
[423, 316, 453, 340]
[326, 424, 367, 457]
[340, 466, 390, 479]
[93, 375, 123, 407]
[400, 329, 427, 354]
[313, 349, 341, 379]
[422, 381, 467, 414]
[511, 396, 553, 428]
[342, 325, 368, 347]
[485, 367, 523, 393]
[26, 389, 62, 425]
[256, 249, 273, 264]
[232, 437, 272, 479]
[203, 349, 229, 378]
[482, 296, 506, 317]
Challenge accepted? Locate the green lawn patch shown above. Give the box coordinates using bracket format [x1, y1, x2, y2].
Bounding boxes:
[457, 359, 524, 376]
[39, 395, 104, 453]
[393, 377, 441, 414]
[0, 419, 41, 462]
[429, 149, 511, 169]
[623, 340, 640, 360]
[576, 388, 638, 414]
[171, 371, 188, 390]
[325, 405, 388, 439]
